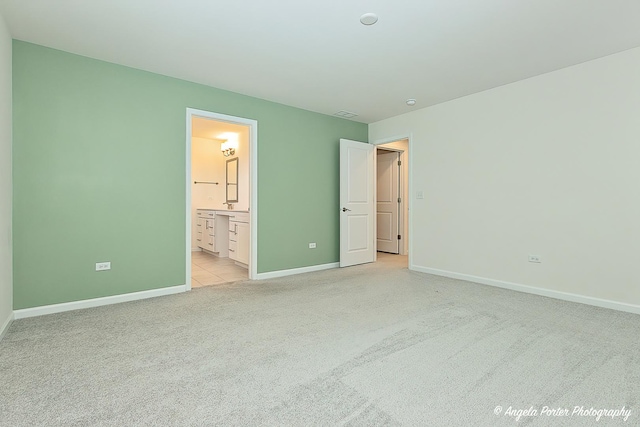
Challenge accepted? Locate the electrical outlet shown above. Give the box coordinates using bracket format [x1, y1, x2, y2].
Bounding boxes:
[416, 191, 424, 199]
[96, 262, 111, 271]
[528, 255, 541, 263]
[309, 243, 317, 249]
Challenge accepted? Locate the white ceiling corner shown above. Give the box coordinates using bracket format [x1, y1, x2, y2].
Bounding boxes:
[2, 0, 640, 123]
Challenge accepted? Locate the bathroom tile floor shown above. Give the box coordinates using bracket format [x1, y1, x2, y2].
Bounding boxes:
[191, 251, 248, 288]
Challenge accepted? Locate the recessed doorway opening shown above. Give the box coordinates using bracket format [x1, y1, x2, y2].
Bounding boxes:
[185, 109, 258, 290]
[338, 137, 410, 269]
[376, 138, 409, 267]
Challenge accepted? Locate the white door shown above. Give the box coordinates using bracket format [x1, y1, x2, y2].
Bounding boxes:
[340, 139, 375, 267]
[376, 150, 400, 253]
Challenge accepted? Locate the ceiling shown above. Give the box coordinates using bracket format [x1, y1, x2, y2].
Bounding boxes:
[2, 1, 640, 123]
[191, 117, 247, 142]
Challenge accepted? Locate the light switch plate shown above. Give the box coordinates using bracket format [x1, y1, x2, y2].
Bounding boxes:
[528, 255, 541, 263]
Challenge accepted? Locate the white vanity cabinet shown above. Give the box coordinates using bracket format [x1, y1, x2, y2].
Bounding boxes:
[196, 209, 216, 252]
[197, 209, 248, 265]
[205, 218, 215, 252]
[195, 216, 205, 248]
[229, 213, 249, 266]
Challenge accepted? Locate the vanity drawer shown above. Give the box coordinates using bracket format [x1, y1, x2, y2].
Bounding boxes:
[231, 213, 249, 223]
[196, 210, 215, 218]
[229, 229, 237, 242]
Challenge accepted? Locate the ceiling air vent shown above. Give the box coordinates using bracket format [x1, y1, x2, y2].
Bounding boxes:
[333, 110, 358, 119]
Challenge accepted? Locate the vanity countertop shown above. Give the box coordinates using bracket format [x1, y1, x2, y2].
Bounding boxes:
[197, 208, 249, 215]
[213, 210, 249, 216]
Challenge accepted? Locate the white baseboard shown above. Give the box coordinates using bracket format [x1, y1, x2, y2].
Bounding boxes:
[13, 285, 188, 320]
[0, 311, 14, 342]
[255, 262, 339, 280]
[412, 265, 640, 315]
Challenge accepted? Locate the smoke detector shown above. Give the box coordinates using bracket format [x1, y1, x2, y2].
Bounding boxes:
[360, 13, 378, 26]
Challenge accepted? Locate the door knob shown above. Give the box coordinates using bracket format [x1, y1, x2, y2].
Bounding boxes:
[342, 207, 351, 212]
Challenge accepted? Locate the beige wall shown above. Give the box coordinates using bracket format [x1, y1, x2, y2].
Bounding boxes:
[191, 137, 226, 249]
[370, 46, 640, 310]
[235, 126, 250, 212]
[0, 12, 13, 336]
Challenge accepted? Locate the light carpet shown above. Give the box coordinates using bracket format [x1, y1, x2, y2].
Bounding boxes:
[1, 254, 638, 426]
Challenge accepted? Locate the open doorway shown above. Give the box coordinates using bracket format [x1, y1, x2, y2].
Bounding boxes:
[376, 139, 409, 267]
[185, 109, 258, 290]
[338, 137, 409, 269]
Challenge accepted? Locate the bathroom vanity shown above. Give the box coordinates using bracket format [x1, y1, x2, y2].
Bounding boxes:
[228, 212, 249, 265]
[196, 209, 249, 267]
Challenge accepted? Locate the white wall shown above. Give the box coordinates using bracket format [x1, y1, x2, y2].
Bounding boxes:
[0, 12, 13, 337]
[370, 47, 640, 310]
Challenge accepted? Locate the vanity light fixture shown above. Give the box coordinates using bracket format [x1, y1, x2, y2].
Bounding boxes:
[219, 133, 239, 157]
[221, 140, 236, 157]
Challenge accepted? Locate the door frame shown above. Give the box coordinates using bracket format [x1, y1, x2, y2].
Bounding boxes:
[185, 108, 259, 289]
[371, 135, 412, 266]
[376, 147, 401, 254]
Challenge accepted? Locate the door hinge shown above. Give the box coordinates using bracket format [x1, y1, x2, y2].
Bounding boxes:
[398, 160, 401, 166]
[398, 234, 401, 240]
[398, 197, 401, 203]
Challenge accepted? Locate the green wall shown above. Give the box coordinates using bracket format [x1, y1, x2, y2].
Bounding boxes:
[13, 41, 367, 309]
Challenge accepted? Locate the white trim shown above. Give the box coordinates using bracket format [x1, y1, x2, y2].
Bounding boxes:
[254, 262, 339, 280]
[376, 146, 403, 153]
[374, 147, 403, 255]
[249, 116, 258, 282]
[412, 265, 640, 315]
[13, 285, 187, 319]
[185, 109, 193, 291]
[185, 108, 259, 289]
[0, 311, 14, 341]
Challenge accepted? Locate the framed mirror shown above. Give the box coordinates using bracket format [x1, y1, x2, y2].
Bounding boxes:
[226, 158, 238, 203]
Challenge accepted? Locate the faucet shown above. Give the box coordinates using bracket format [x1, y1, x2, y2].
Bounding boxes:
[223, 202, 234, 210]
